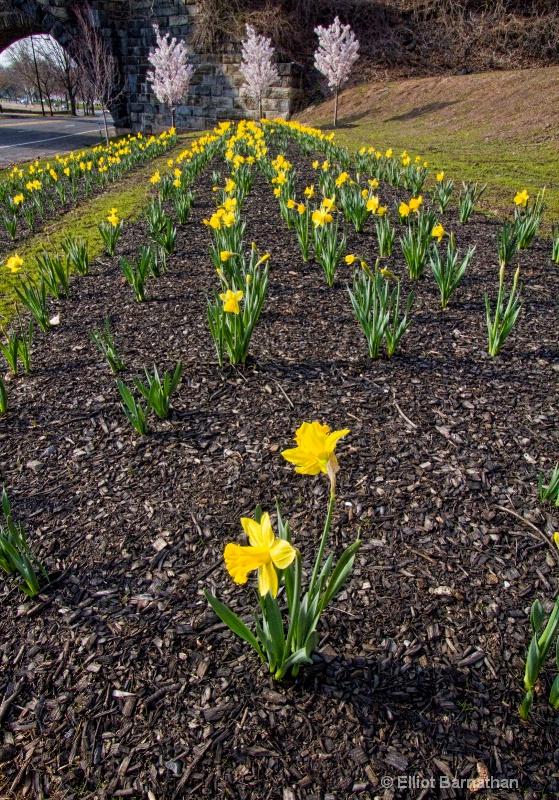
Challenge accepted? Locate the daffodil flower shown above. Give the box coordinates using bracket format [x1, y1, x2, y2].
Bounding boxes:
[220, 289, 243, 314]
[436, 171, 445, 182]
[304, 185, 314, 198]
[223, 513, 296, 597]
[282, 421, 350, 493]
[432, 223, 445, 242]
[366, 196, 379, 213]
[297, 204, 306, 215]
[6, 254, 23, 273]
[220, 251, 238, 262]
[311, 209, 333, 227]
[409, 196, 423, 212]
[345, 254, 358, 265]
[399, 202, 410, 218]
[514, 189, 529, 207]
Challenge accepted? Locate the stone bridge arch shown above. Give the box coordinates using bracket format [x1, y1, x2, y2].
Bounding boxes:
[0, 0, 302, 132]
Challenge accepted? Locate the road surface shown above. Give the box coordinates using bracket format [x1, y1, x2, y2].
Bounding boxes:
[0, 114, 117, 166]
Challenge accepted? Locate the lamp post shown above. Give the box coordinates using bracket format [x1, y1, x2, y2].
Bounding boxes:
[30, 34, 46, 117]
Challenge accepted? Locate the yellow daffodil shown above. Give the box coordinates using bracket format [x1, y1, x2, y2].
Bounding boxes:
[399, 202, 410, 218]
[6, 253, 23, 272]
[514, 189, 529, 207]
[107, 211, 119, 227]
[554, 532, 559, 549]
[409, 196, 423, 212]
[304, 185, 314, 199]
[368, 178, 379, 189]
[220, 288, 243, 314]
[402, 156, 411, 166]
[224, 512, 296, 597]
[174, 168, 182, 178]
[377, 205, 387, 216]
[150, 171, 161, 184]
[321, 161, 330, 171]
[173, 179, 181, 188]
[220, 250, 237, 262]
[321, 197, 335, 211]
[436, 171, 445, 182]
[335, 171, 349, 187]
[345, 254, 358, 265]
[415, 155, 422, 163]
[273, 187, 281, 197]
[297, 203, 306, 215]
[13, 194, 24, 205]
[361, 188, 369, 199]
[366, 196, 379, 213]
[312, 160, 319, 169]
[282, 421, 350, 492]
[432, 223, 445, 242]
[287, 198, 297, 209]
[385, 149, 393, 158]
[311, 208, 333, 227]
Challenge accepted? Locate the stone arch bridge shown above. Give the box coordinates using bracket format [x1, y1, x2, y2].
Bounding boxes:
[0, 0, 302, 132]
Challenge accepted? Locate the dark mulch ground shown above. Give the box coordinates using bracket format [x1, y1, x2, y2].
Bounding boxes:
[1, 143, 559, 800]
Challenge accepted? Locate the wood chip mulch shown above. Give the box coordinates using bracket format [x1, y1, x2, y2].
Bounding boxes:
[1, 143, 559, 800]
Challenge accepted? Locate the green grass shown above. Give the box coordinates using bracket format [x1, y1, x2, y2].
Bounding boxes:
[0, 134, 196, 326]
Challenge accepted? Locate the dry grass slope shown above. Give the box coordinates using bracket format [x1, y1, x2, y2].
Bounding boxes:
[298, 66, 559, 220]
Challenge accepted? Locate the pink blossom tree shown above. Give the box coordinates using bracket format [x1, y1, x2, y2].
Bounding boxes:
[239, 24, 279, 121]
[314, 16, 359, 127]
[147, 24, 195, 129]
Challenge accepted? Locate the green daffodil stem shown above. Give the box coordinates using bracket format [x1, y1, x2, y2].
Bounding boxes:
[308, 493, 336, 599]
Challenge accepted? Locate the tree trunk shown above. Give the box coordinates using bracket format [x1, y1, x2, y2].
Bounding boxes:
[334, 87, 339, 127]
[69, 91, 77, 116]
[258, 97, 262, 123]
[171, 106, 175, 129]
[102, 107, 110, 145]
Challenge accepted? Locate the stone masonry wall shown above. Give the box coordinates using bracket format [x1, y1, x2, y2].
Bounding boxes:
[125, 1, 304, 133]
[5, 0, 304, 131]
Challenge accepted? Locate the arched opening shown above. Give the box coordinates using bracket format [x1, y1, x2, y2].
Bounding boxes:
[0, 34, 81, 115]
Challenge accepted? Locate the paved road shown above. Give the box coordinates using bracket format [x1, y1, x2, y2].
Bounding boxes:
[0, 115, 117, 166]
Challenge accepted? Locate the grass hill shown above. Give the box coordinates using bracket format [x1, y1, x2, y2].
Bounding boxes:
[297, 66, 559, 222]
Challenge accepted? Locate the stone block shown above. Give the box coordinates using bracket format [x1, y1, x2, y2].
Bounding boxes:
[169, 14, 190, 25]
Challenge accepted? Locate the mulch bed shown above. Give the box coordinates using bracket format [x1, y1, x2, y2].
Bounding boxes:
[1, 141, 559, 800]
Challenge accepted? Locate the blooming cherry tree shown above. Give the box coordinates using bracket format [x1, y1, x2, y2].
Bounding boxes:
[147, 24, 195, 129]
[314, 16, 359, 127]
[239, 24, 279, 121]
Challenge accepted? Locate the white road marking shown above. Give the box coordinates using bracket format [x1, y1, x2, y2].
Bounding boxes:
[0, 128, 108, 149]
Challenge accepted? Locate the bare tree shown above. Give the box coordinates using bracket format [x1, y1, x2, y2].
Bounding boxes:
[36, 36, 79, 115]
[4, 40, 41, 105]
[73, 4, 126, 143]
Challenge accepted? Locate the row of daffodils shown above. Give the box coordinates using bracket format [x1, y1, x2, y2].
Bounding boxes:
[3, 118, 559, 713]
[0, 129, 178, 242]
